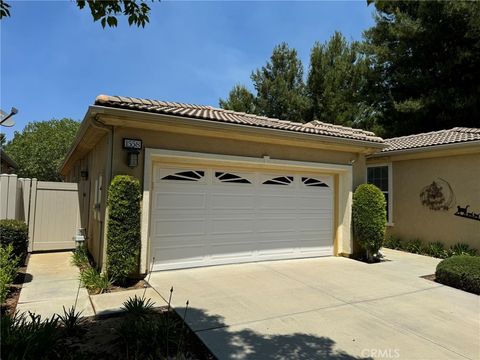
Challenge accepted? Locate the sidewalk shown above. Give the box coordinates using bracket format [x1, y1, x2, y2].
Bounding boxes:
[16, 251, 166, 319]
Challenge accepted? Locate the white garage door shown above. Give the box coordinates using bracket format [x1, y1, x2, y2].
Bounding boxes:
[150, 166, 333, 270]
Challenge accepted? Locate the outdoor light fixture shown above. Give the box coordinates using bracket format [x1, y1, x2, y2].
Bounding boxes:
[123, 138, 142, 168]
[80, 170, 88, 180]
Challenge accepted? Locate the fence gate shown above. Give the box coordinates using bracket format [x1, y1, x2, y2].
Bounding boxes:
[1, 175, 80, 252]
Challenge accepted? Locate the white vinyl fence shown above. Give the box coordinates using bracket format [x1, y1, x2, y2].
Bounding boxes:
[0, 174, 80, 251]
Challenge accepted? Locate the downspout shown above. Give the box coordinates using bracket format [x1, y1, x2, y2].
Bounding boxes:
[91, 115, 114, 272]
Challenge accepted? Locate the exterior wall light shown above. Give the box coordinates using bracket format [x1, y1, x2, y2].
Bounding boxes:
[80, 170, 89, 180]
[123, 138, 143, 169]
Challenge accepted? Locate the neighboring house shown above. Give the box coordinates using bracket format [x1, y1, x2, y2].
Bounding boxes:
[1, 149, 18, 174]
[367, 128, 480, 251]
[60, 95, 385, 272]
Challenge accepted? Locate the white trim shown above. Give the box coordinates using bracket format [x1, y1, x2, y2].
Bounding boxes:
[366, 163, 393, 225]
[140, 148, 353, 272]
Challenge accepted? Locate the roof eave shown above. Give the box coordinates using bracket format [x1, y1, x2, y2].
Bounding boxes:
[369, 140, 480, 158]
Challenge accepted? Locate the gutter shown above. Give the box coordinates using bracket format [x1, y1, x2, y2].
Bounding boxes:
[369, 140, 480, 158]
[90, 105, 388, 151]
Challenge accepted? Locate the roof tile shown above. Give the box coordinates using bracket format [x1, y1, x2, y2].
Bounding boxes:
[94, 94, 384, 143]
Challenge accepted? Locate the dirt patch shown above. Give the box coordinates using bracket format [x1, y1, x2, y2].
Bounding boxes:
[421, 274, 436, 282]
[58, 309, 214, 359]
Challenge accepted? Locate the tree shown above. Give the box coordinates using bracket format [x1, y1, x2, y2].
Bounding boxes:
[363, 1, 480, 137]
[0, 0, 156, 28]
[251, 43, 310, 122]
[5, 119, 80, 181]
[307, 32, 376, 130]
[219, 84, 256, 113]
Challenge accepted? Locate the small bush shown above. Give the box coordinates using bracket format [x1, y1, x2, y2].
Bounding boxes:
[404, 239, 423, 254]
[106, 175, 141, 285]
[448, 243, 478, 257]
[435, 255, 480, 295]
[0, 311, 61, 359]
[58, 306, 84, 336]
[122, 295, 156, 317]
[0, 244, 20, 303]
[423, 242, 448, 259]
[71, 244, 90, 270]
[80, 267, 112, 294]
[352, 184, 387, 262]
[0, 219, 28, 264]
[384, 236, 403, 250]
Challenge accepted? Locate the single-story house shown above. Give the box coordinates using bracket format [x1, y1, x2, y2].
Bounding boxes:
[60, 95, 386, 273]
[1, 149, 18, 174]
[366, 128, 480, 251]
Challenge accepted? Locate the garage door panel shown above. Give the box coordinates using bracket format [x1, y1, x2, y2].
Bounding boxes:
[151, 165, 334, 270]
[211, 218, 255, 235]
[154, 191, 207, 210]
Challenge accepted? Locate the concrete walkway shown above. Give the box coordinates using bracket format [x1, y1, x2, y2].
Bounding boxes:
[149, 249, 480, 360]
[16, 252, 94, 318]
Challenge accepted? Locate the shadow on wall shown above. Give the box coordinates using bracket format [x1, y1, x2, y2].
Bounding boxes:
[177, 307, 373, 360]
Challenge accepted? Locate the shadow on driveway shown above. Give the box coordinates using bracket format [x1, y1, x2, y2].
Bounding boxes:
[179, 307, 373, 360]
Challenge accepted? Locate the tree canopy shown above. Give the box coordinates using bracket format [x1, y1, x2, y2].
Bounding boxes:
[0, 0, 155, 28]
[251, 43, 310, 122]
[219, 84, 256, 114]
[363, 0, 480, 136]
[4, 119, 80, 181]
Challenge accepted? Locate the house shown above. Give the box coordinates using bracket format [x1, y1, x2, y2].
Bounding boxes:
[60, 95, 385, 272]
[366, 128, 480, 251]
[1, 149, 18, 174]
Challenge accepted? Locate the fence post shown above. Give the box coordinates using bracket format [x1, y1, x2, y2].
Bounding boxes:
[0, 174, 8, 219]
[19, 178, 32, 224]
[6, 174, 18, 219]
[27, 178, 38, 252]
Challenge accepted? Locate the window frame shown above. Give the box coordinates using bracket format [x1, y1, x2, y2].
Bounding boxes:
[366, 163, 393, 226]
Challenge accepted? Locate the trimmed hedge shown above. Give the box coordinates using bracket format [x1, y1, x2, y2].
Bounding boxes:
[0, 219, 28, 264]
[0, 244, 20, 303]
[435, 255, 480, 295]
[352, 184, 386, 262]
[106, 175, 141, 285]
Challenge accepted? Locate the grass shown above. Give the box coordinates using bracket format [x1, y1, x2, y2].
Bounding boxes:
[79, 267, 112, 295]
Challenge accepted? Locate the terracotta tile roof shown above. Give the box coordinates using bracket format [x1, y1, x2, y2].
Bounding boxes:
[94, 95, 384, 143]
[383, 127, 480, 152]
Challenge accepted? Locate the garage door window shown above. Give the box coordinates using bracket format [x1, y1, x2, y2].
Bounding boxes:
[215, 172, 251, 184]
[263, 176, 294, 185]
[302, 177, 329, 187]
[161, 170, 205, 181]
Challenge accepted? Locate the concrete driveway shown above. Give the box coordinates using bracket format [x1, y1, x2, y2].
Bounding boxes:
[148, 249, 480, 360]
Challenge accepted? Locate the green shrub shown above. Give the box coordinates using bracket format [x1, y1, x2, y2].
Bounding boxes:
[435, 255, 480, 295]
[384, 236, 403, 250]
[448, 243, 478, 257]
[0, 219, 28, 264]
[57, 306, 84, 336]
[352, 184, 387, 262]
[71, 244, 90, 270]
[404, 239, 423, 254]
[122, 295, 156, 317]
[423, 242, 448, 259]
[79, 267, 112, 294]
[0, 311, 61, 360]
[106, 175, 141, 285]
[0, 245, 20, 303]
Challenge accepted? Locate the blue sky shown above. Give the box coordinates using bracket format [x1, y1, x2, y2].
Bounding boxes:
[1, 1, 375, 139]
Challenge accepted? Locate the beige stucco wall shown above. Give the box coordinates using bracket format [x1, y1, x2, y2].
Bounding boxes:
[67, 134, 109, 267]
[110, 127, 367, 185]
[372, 152, 480, 250]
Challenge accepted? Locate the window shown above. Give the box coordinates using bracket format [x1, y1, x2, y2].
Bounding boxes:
[215, 172, 251, 184]
[263, 176, 294, 185]
[367, 165, 393, 224]
[302, 177, 329, 187]
[162, 170, 204, 181]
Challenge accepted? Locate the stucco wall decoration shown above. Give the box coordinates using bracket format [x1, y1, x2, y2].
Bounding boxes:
[420, 178, 455, 211]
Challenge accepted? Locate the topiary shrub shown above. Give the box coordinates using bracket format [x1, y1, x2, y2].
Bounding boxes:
[352, 184, 386, 262]
[106, 175, 141, 285]
[0, 219, 28, 264]
[435, 255, 480, 295]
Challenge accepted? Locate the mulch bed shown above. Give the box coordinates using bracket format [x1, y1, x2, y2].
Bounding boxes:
[421, 274, 436, 282]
